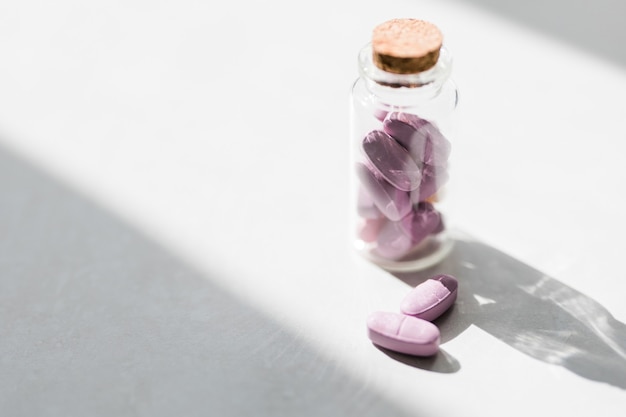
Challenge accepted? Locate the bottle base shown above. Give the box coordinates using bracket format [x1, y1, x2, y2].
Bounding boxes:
[358, 233, 454, 272]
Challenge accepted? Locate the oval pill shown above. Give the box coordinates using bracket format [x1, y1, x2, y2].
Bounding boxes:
[399, 201, 442, 244]
[367, 311, 440, 356]
[400, 274, 458, 322]
[374, 219, 414, 260]
[383, 112, 451, 167]
[383, 112, 430, 159]
[362, 130, 422, 191]
[422, 126, 451, 167]
[410, 164, 449, 203]
[374, 202, 443, 260]
[355, 162, 411, 221]
[358, 217, 384, 243]
[357, 187, 384, 219]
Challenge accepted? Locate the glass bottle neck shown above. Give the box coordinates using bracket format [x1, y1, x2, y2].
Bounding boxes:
[358, 43, 453, 106]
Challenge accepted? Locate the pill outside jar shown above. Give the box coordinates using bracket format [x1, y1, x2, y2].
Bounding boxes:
[350, 18, 459, 271]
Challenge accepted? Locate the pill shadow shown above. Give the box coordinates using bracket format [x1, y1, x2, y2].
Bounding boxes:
[0, 144, 419, 417]
[374, 345, 461, 374]
[392, 235, 626, 390]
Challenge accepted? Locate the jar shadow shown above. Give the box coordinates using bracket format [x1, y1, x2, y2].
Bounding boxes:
[389, 233, 626, 389]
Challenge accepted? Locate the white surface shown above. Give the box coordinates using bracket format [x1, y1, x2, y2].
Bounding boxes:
[1, 0, 626, 415]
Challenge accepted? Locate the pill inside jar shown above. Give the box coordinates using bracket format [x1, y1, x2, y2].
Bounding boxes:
[350, 18, 458, 271]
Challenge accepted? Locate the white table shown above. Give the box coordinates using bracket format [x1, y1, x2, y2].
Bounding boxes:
[1, 0, 625, 415]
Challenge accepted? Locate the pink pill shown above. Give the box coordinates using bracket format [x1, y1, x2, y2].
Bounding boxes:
[432, 215, 445, 234]
[355, 162, 411, 221]
[358, 217, 384, 243]
[383, 112, 430, 160]
[383, 112, 451, 167]
[373, 109, 388, 122]
[399, 201, 442, 243]
[410, 164, 449, 203]
[374, 219, 414, 259]
[374, 202, 443, 260]
[357, 187, 384, 219]
[400, 274, 458, 322]
[422, 126, 451, 167]
[362, 130, 422, 192]
[367, 311, 440, 356]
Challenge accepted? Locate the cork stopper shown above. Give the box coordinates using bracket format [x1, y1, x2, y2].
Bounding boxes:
[372, 18, 443, 74]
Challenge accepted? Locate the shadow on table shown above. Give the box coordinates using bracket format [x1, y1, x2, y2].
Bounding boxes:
[392, 235, 626, 389]
[0, 144, 417, 417]
[374, 344, 461, 374]
[450, 0, 626, 68]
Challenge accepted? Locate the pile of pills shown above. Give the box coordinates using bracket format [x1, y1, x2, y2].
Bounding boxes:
[367, 274, 458, 356]
[357, 112, 451, 260]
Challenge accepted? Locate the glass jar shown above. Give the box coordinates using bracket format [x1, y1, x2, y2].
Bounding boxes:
[350, 19, 458, 271]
